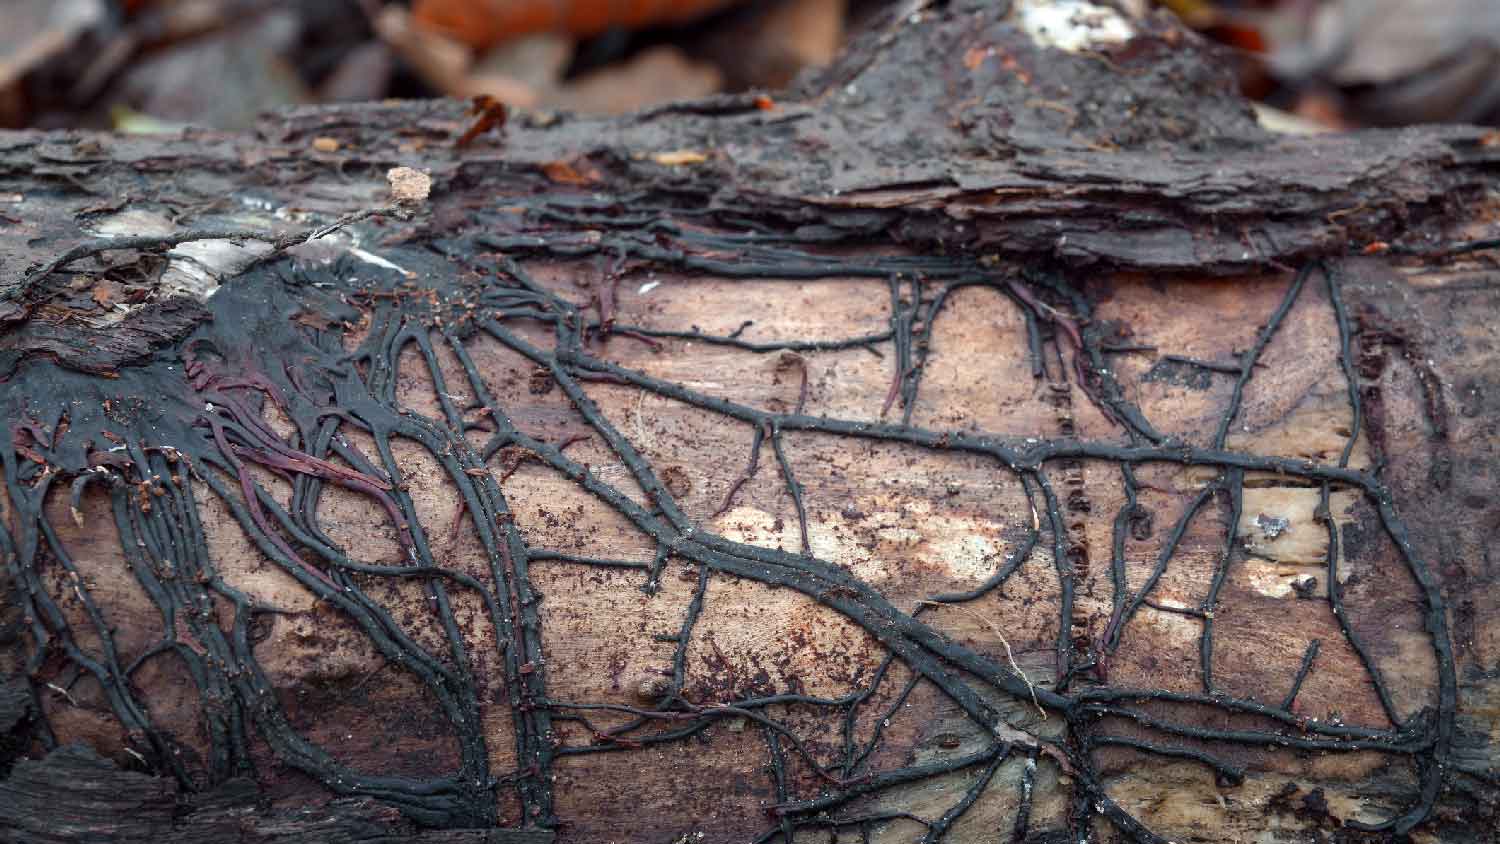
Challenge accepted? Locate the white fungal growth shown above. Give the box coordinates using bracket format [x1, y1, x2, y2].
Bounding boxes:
[348, 247, 411, 275]
[1013, 0, 1135, 53]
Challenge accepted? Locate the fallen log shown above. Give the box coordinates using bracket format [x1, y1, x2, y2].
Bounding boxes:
[1, 3, 1497, 842]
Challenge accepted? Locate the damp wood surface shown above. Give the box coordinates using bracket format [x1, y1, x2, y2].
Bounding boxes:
[2, 3, 1499, 844]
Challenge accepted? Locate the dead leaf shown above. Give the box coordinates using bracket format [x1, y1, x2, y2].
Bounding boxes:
[311, 136, 340, 153]
[544, 46, 720, 114]
[457, 94, 508, 147]
[90, 280, 124, 308]
[471, 32, 572, 92]
[0, 0, 107, 90]
[74, 197, 128, 216]
[372, 6, 475, 99]
[541, 160, 597, 186]
[651, 150, 709, 166]
[412, 0, 742, 50]
[697, 0, 843, 90]
[293, 309, 337, 330]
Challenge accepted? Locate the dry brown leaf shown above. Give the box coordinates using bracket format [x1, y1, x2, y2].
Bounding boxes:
[0, 0, 106, 89]
[293, 309, 337, 330]
[311, 136, 340, 153]
[541, 160, 597, 185]
[544, 46, 720, 114]
[90, 280, 124, 308]
[457, 94, 508, 147]
[373, 6, 474, 98]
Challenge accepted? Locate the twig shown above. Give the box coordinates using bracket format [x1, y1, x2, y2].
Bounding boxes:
[915, 599, 1045, 719]
[46, 682, 78, 706]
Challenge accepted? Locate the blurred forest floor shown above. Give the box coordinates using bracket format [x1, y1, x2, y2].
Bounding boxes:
[3, 0, 1500, 135]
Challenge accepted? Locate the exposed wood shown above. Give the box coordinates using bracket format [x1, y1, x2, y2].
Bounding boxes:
[1, 3, 1498, 844]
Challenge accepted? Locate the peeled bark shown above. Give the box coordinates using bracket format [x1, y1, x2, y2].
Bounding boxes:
[1, 3, 1497, 843]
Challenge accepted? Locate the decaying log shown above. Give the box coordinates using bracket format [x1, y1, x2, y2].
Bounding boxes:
[1, 2, 1498, 843]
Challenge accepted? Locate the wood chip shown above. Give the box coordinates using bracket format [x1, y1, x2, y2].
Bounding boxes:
[387, 167, 432, 205]
[651, 150, 708, 166]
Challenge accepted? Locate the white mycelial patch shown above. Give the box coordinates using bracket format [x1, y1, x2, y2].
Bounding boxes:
[1237, 487, 1358, 598]
[346, 246, 410, 274]
[90, 208, 273, 303]
[92, 193, 416, 303]
[166, 238, 272, 299]
[713, 504, 1009, 586]
[1013, 0, 1135, 53]
[92, 208, 174, 238]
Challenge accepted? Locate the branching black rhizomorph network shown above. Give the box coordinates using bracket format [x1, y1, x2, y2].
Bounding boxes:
[0, 195, 1462, 842]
